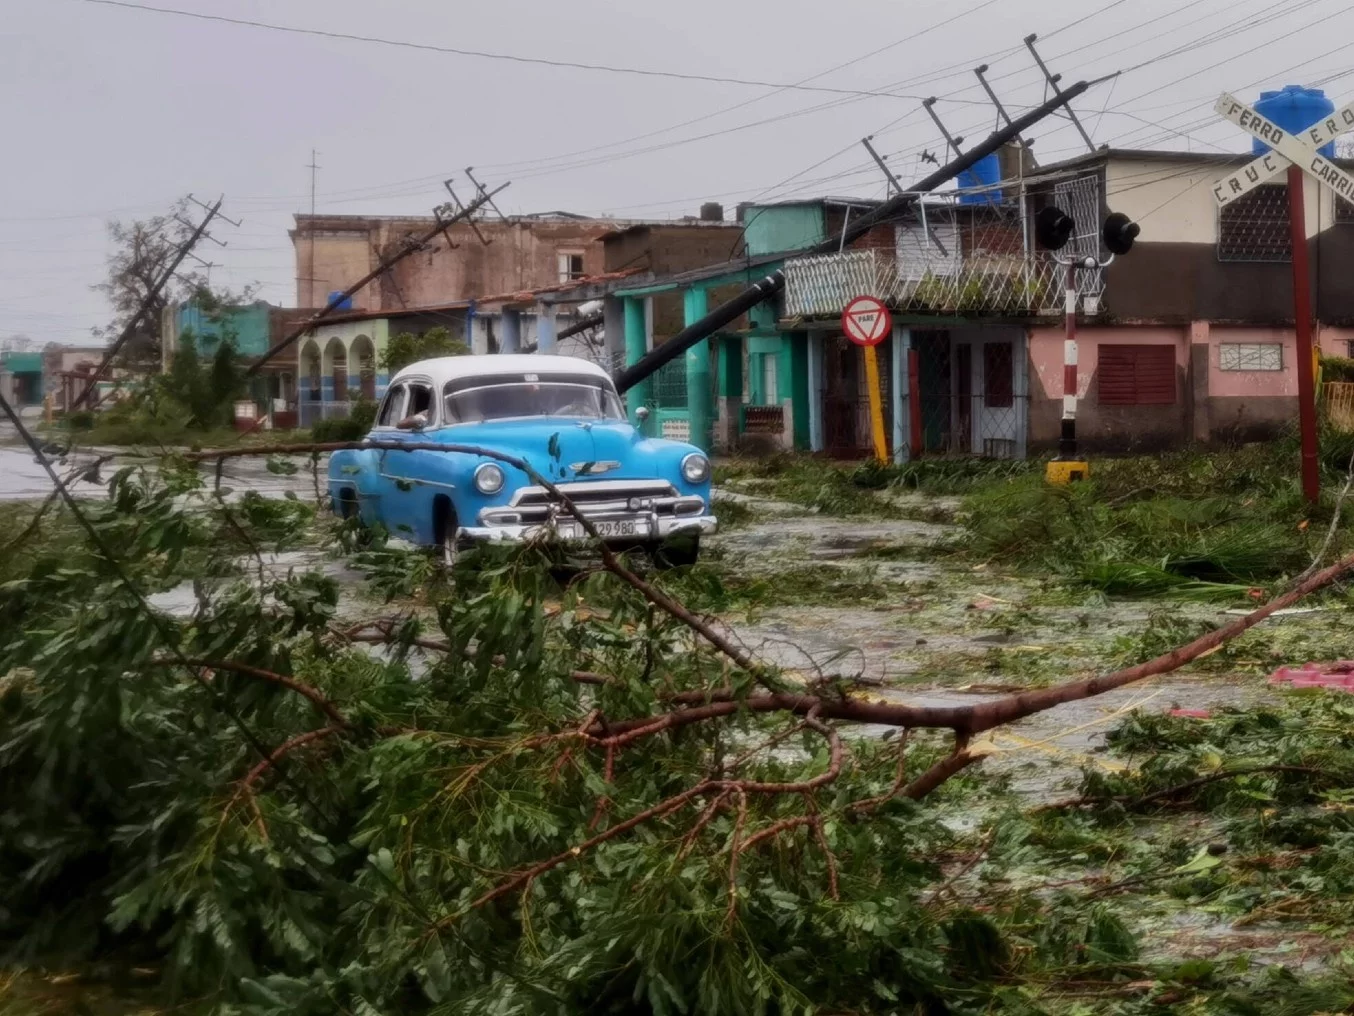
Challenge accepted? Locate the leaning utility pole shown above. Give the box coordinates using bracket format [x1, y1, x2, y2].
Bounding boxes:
[612, 79, 1093, 395]
[73, 195, 225, 411]
[246, 178, 510, 377]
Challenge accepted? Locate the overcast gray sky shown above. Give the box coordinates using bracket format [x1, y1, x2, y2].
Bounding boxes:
[3, 0, 1351, 346]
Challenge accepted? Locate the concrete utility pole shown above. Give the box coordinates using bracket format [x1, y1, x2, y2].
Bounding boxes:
[247, 178, 511, 377]
[613, 79, 1094, 395]
[74, 195, 226, 411]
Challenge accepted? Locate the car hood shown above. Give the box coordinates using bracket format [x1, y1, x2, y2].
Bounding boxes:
[438, 417, 645, 481]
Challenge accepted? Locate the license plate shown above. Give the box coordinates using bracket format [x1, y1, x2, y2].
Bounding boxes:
[556, 518, 648, 540]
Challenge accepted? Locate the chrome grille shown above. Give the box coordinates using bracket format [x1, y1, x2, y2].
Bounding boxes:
[482, 479, 698, 526]
[508, 479, 676, 508]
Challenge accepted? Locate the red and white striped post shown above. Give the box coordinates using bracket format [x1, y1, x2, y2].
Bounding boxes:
[1059, 260, 1079, 461]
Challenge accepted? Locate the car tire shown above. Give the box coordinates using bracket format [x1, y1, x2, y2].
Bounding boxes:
[651, 536, 700, 570]
[337, 488, 361, 521]
[432, 497, 468, 569]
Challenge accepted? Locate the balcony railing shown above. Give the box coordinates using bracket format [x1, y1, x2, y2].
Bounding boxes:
[783, 175, 1107, 320]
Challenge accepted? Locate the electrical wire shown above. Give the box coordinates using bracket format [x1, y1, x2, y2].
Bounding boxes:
[74, 0, 1000, 103]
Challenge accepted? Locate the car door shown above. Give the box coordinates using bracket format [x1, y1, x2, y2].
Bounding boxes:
[379, 377, 438, 543]
[362, 383, 407, 529]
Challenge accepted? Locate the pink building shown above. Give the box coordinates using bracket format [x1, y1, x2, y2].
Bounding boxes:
[780, 147, 1354, 458]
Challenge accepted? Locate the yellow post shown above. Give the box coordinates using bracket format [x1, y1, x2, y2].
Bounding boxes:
[863, 344, 889, 464]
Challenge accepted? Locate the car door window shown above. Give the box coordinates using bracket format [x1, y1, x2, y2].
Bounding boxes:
[407, 382, 434, 424]
[376, 385, 407, 427]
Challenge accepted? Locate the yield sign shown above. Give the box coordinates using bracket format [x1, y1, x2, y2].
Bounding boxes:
[1213, 92, 1354, 207]
[842, 295, 892, 347]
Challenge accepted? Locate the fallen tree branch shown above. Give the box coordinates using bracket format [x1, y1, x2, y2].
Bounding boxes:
[143, 658, 348, 727]
[447, 781, 713, 925]
[341, 626, 612, 687]
[1296, 444, 1354, 583]
[590, 548, 1354, 744]
[235, 725, 345, 840]
[1038, 764, 1330, 813]
[901, 745, 980, 802]
[849, 730, 909, 815]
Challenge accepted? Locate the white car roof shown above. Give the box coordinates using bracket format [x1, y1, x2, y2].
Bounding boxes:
[390, 354, 613, 389]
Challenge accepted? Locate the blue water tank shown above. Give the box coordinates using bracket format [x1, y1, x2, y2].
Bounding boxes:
[957, 153, 1002, 206]
[327, 291, 354, 311]
[1252, 85, 1336, 159]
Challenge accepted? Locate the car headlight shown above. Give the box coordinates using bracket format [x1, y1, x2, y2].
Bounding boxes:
[681, 453, 711, 484]
[474, 463, 506, 495]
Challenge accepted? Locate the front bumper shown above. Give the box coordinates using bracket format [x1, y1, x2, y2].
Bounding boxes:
[460, 512, 717, 544]
[465, 481, 716, 545]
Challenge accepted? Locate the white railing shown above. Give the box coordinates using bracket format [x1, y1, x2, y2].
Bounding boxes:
[784, 248, 1067, 319]
[783, 175, 1106, 319]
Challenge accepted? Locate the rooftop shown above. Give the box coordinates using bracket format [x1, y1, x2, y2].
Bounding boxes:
[391, 353, 609, 386]
[1032, 146, 1354, 177]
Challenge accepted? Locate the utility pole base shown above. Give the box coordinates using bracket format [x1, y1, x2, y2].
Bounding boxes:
[1045, 460, 1089, 485]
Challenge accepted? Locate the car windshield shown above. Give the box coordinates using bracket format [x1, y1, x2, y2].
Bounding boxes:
[443, 373, 625, 424]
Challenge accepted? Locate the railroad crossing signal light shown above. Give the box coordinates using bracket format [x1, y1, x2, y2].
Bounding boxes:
[1103, 212, 1141, 255]
[1035, 205, 1075, 251]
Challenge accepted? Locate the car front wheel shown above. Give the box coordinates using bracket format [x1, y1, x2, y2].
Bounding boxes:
[651, 536, 700, 569]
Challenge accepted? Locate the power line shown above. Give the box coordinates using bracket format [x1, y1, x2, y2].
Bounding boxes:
[77, 0, 979, 103]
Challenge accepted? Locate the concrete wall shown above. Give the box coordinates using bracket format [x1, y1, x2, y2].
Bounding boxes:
[1026, 321, 1331, 451]
[292, 215, 625, 311]
[742, 204, 825, 255]
[176, 301, 273, 358]
[601, 223, 743, 274]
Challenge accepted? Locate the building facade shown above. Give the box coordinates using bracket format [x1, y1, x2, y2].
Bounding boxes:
[775, 147, 1354, 459]
[290, 212, 643, 313]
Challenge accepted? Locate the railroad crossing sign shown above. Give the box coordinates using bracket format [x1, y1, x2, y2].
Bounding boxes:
[1212, 92, 1354, 207]
[841, 295, 892, 347]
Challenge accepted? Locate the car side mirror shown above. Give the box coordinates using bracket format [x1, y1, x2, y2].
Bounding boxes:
[396, 412, 428, 431]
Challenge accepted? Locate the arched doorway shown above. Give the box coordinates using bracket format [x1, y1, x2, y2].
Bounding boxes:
[351, 335, 376, 400]
[323, 337, 348, 402]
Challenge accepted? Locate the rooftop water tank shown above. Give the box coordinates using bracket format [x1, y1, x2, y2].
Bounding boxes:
[1252, 85, 1336, 159]
[957, 152, 1001, 206]
[327, 291, 354, 311]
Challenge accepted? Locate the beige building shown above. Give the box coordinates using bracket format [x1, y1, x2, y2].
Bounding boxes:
[290, 212, 646, 312]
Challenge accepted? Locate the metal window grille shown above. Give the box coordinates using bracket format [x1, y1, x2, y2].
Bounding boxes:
[1218, 184, 1291, 262]
[650, 356, 688, 408]
[1052, 175, 1106, 303]
[1219, 342, 1283, 371]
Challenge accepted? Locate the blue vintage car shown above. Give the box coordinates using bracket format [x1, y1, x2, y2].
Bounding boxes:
[327, 354, 717, 565]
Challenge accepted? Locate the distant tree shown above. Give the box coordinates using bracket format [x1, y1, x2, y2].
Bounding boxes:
[158, 330, 244, 429]
[380, 326, 469, 374]
[93, 198, 204, 371]
[0, 334, 33, 353]
[94, 200, 257, 372]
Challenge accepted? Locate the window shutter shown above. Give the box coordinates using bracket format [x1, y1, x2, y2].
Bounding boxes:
[1098, 345, 1175, 406]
